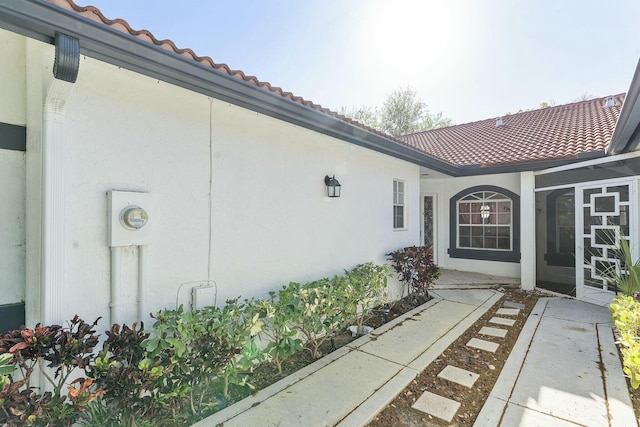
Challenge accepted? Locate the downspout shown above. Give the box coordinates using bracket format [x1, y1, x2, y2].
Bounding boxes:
[41, 33, 79, 325]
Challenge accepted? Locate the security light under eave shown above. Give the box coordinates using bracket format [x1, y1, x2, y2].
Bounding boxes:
[324, 175, 341, 198]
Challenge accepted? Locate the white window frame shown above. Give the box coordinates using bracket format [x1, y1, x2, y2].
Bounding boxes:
[393, 179, 406, 230]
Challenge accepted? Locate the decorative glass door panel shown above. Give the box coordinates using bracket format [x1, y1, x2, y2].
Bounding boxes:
[576, 180, 635, 305]
[421, 194, 437, 260]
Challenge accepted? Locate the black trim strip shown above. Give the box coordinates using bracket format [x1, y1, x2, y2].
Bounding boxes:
[0, 302, 25, 333]
[0, 122, 26, 151]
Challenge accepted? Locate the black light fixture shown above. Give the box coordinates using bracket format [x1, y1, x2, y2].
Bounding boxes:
[324, 175, 341, 198]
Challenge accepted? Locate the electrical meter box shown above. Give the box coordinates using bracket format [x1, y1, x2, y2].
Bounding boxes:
[107, 191, 152, 246]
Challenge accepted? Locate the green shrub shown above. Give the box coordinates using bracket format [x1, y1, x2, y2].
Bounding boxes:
[142, 298, 264, 420]
[610, 295, 640, 388]
[1, 262, 392, 425]
[293, 279, 345, 359]
[338, 262, 389, 336]
[257, 286, 304, 375]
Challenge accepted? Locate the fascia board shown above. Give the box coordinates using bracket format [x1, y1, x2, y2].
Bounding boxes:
[608, 57, 640, 155]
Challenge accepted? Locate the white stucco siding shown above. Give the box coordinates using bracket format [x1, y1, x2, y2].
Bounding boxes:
[421, 173, 521, 278]
[209, 102, 420, 302]
[0, 29, 26, 126]
[56, 55, 419, 324]
[63, 57, 212, 322]
[0, 150, 26, 305]
[0, 29, 26, 307]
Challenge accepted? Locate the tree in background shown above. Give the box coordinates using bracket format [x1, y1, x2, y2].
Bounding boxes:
[507, 93, 596, 115]
[338, 105, 380, 130]
[339, 86, 452, 137]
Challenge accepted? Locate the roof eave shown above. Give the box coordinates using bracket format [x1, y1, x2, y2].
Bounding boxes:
[456, 151, 606, 176]
[0, 0, 459, 176]
[608, 57, 640, 155]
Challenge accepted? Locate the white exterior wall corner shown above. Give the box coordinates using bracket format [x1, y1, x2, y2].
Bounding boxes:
[35, 53, 420, 326]
[24, 38, 51, 327]
[519, 171, 535, 290]
[0, 29, 26, 307]
[420, 172, 521, 278]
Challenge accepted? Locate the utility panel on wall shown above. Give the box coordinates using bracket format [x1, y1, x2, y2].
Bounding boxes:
[107, 191, 152, 246]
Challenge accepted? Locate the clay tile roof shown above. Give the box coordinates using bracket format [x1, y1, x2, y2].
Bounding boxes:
[398, 94, 625, 167]
[43, 1, 626, 170]
[44, 0, 401, 144]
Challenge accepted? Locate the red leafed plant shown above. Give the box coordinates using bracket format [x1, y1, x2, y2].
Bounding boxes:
[0, 315, 101, 426]
[387, 246, 440, 302]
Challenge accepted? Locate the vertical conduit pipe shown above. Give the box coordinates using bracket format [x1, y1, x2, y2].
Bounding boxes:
[137, 245, 147, 322]
[110, 246, 122, 326]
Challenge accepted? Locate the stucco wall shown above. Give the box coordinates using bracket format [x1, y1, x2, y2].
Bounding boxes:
[0, 30, 26, 307]
[421, 173, 521, 278]
[0, 30, 26, 125]
[43, 54, 420, 325]
[0, 150, 25, 306]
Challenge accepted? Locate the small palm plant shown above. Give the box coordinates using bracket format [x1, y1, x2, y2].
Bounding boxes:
[596, 235, 640, 297]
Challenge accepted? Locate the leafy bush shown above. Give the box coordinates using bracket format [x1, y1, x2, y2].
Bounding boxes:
[610, 295, 640, 388]
[1, 261, 391, 425]
[294, 279, 346, 359]
[142, 298, 264, 420]
[85, 322, 155, 425]
[0, 316, 102, 426]
[387, 246, 439, 300]
[338, 262, 389, 336]
[258, 287, 304, 375]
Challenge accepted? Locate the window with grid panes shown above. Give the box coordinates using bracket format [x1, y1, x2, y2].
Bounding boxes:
[393, 180, 405, 229]
[457, 191, 512, 250]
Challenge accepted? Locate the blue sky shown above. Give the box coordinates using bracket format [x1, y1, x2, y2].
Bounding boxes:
[93, 0, 640, 125]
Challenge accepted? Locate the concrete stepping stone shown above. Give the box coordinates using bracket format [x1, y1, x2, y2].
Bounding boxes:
[412, 391, 460, 422]
[479, 326, 508, 338]
[496, 308, 520, 316]
[467, 338, 499, 353]
[489, 316, 515, 326]
[503, 300, 525, 310]
[437, 365, 479, 388]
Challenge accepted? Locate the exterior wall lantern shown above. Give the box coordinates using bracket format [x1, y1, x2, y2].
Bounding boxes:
[324, 175, 341, 198]
[480, 204, 490, 223]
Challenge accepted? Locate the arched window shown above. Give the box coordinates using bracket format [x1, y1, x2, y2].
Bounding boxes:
[449, 186, 520, 263]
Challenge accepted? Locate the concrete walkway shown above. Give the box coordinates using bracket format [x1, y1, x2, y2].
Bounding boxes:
[193, 291, 637, 427]
[433, 268, 520, 288]
[193, 289, 502, 427]
[476, 297, 637, 427]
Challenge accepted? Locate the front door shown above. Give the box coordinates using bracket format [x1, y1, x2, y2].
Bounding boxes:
[576, 179, 637, 305]
[421, 194, 436, 260]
